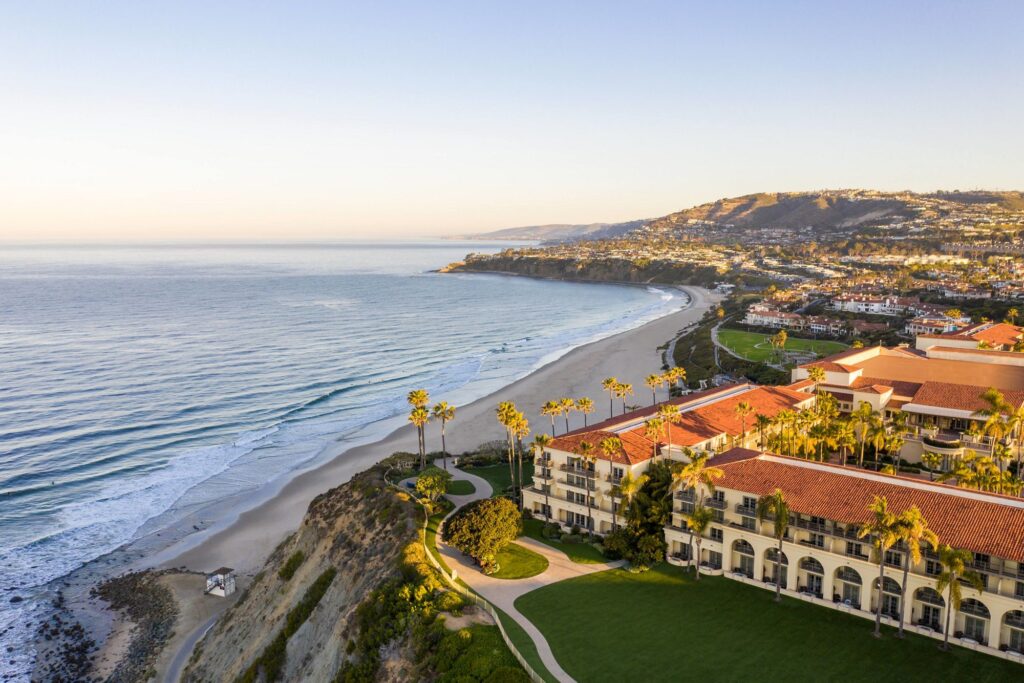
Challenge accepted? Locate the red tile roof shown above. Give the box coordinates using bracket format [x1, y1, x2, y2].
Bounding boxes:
[549, 429, 655, 465]
[908, 381, 1024, 412]
[713, 449, 1024, 562]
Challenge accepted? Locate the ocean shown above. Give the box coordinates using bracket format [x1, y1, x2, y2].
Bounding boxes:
[0, 241, 685, 675]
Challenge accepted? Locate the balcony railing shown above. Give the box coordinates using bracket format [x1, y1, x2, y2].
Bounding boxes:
[676, 490, 696, 502]
[559, 464, 597, 477]
[735, 503, 757, 516]
[706, 498, 727, 510]
[558, 477, 594, 491]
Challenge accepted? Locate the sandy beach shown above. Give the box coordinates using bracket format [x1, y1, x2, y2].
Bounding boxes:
[159, 285, 720, 576]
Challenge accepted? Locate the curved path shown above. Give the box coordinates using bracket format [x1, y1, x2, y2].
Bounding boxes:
[435, 465, 624, 683]
[163, 614, 219, 683]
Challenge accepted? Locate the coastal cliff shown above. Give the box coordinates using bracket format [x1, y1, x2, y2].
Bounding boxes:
[444, 253, 721, 286]
[182, 458, 420, 682]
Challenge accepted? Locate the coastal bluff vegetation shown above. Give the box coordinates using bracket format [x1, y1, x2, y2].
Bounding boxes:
[181, 454, 521, 683]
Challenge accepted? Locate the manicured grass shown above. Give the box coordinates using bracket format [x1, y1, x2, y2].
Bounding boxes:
[515, 565, 1021, 682]
[719, 327, 848, 363]
[458, 462, 534, 498]
[492, 605, 558, 683]
[492, 543, 549, 580]
[521, 518, 606, 564]
[446, 479, 476, 496]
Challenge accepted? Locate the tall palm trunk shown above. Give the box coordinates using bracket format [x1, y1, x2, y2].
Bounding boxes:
[608, 392, 614, 419]
[873, 559, 885, 638]
[506, 428, 515, 498]
[585, 476, 593, 533]
[440, 420, 448, 471]
[942, 584, 953, 649]
[693, 536, 702, 581]
[516, 443, 524, 512]
[774, 537, 784, 602]
[564, 414, 570, 434]
[897, 551, 911, 638]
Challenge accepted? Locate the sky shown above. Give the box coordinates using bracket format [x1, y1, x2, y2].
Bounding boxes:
[1, 1, 1022, 241]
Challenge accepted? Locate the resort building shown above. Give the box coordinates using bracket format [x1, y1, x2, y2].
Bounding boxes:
[790, 343, 1024, 463]
[664, 448, 1024, 661]
[914, 321, 1024, 353]
[525, 383, 814, 535]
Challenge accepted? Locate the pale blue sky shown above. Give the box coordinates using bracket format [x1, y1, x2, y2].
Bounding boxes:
[1, 1, 1022, 240]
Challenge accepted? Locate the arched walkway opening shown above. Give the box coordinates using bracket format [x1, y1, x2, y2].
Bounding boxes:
[797, 557, 824, 597]
[871, 576, 902, 619]
[958, 598, 990, 645]
[763, 548, 789, 588]
[1003, 610, 1024, 654]
[833, 566, 862, 609]
[731, 539, 756, 578]
[912, 587, 945, 632]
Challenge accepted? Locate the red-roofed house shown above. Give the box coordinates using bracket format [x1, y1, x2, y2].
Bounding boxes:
[664, 448, 1024, 660]
[524, 385, 813, 536]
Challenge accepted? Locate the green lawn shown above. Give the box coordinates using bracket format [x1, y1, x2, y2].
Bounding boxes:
[458, 462, 534, 498]
[521, 519, 606, 564]
[718, 327, 848, 363]
[492, 606, 558, 683]
[446, 479, 476, 496]
[515, 565, 1020, 682]
[492, 542, 549, 580]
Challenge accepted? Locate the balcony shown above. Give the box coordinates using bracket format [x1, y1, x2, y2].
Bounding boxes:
[706, 498, 727, 510]
[735, 503, 757, 516]
[675, 490, 696, 503]
[559, 464, 597, 477]
[559, 477, 593, 492]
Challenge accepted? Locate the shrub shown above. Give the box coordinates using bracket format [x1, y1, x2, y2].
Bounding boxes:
[417, 467, 453, 503]
[278, 551, 305, 581]
[443, 498, 521, 574]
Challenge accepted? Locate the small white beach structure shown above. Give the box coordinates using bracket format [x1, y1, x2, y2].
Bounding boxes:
[205, 567, 236, 597]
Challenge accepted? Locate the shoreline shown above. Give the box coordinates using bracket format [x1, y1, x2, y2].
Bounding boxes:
[155, 285, 720, 577]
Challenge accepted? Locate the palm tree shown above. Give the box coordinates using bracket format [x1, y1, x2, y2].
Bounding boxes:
[756, 489, 790, 602]
[945, 308, 962, 320]
[684, 505, 714, 580]
[512, 412, 530, 510]
[431, 401, 455, 470]
[671, 452, 724, 506]
[807, 366, 826, 394]
[852, 401, 876, 468]
[575, 397, 594, 427]
[617, 470, 648, 528]
[977, 387, 1010, 457]
[601, 377, 619, 419]
[754, 413, 772, 449]
[644, 418, 665, 462]
[559, 397, 575, 434]
[1007, 307, 1019, 325]
[669, 366, 687, 394]
[531, 434, 553, 518]
[645, 374, 662, 405]
[835, 419, 856, 465]
[772, 329, 788, 364]
[407, 389, 430, 468]
[615, 382, 634, 415]
[735, 401, 753, 447]
[408, 406, 430, 468]
[541, 400, 560, 436]
[894, 506, 939, 639]
[658, 404, 682, 456]
[921, 451, 943, 480]
[857, 495, 902, 638]
[496, 401, 519, 494]
[576, 441, 596, 533]
[869, 422, 888, 471]
[935, 545, 985, 651]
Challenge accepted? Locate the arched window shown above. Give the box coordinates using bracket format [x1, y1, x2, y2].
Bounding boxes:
[873, 576, 901, 594]
[799, 557, 824, 574]
[765, 548, 789, 565]
[1005, 610, 1024, 629]
[959, 598, 990, 618]
[914, 587, 944, 606]
[835, 566, 862, 585]
[733, 539, 755, 556]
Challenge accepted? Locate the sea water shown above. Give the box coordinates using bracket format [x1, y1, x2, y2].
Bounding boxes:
[0, 241, 685, 674]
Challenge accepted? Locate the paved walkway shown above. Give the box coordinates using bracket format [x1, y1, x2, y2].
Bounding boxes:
[434, 465, 624, 683]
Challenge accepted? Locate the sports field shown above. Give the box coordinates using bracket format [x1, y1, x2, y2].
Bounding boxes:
[718, 327, 847, 363]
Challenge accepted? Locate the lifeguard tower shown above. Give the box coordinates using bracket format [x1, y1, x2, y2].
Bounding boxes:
[205, 567, 236, 597]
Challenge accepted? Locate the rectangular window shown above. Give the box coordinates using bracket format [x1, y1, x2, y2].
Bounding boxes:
[743, 496, 757, 509]
[964, 616, 986, 642]
[613, 466, 624, 479]
[1017, 582, 1024, 599]
[710, 527, 723, 542]
[708, 551, 723, 569]
[926, 560, 942, 576]
[741, 517, 756, 530]
[713, 490, 725, 503]
[810, 533, 825, 548]
[973, 553, 990, 569]
[884, 550, 902, 568]
[846, 542, 864, 558]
